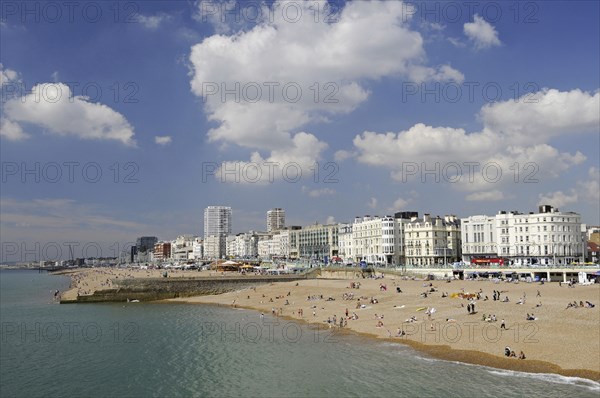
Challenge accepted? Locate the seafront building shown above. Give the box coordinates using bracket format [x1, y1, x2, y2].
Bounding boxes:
[203, 235, 224, 259]
[204, 206, 232, 237]
[337, 223, 353, 261]
[203, 206, 232, 259]
[404, 214, 462, 267]
[461, 206, 586, 266]
[125, 205, 590, 267]
[267, 208, 285, 232]
[153, 241, 171, 262]
[351, 215, 395, 266]
[289, 223, 339, 260]
[171, 235, 196, 261]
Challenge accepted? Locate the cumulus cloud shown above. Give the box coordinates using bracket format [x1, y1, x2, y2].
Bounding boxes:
[537, 167, 600, 208]
[480, 89, 599, 145]
[3, 83, 136, 146]
[0, 117, 29, 141]
[352, 88, 597, 193]
[537, 190, 579, 208]
[463, 14, 501, 49]
[334, 150, 355, 162]
[387, 197, 411, 212]
[216, 132, 328, 184]
[155, 135, 172, 145]
[189, 0, 463, 180]
[579, 167, 600, 204]
[0, 63, 19, 85]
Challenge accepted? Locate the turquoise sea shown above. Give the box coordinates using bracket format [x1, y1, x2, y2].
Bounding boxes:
[1, 269, 598, 397]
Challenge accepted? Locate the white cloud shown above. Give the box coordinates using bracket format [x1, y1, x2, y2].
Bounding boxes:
[537, 167, 600, 208]
[466, 190, 511, 202]
[302, 187, 336, 198]
[51, 71, 59, 82]
[463, 14, 501, 49]
[334, 150, 355, 162]
[0, 118, 29, 141]
[217, 132, 328, 183]
[480, 88, 599, 145]
[578, 167, 600, 204]
[4, 83, 136, 146]
[155, 135, 172, 145]
[0, 63, 19, 85]
[326, 216, 336, 224]
[537, 190, 579, 209]
[388, 197, 410, 212]
[352, 88, 597, 193]
[137, 13, 171, 29]
[447, 37, 466, 48]
[189, 0, 463, 175]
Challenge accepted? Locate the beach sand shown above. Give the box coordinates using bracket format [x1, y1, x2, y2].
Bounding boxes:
[169, 274, 600, 380]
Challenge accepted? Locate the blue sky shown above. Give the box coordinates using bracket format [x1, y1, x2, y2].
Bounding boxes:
[1, 0, 599, 261]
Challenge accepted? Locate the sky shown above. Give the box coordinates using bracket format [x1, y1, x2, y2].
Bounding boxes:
[1, 0, 599, 262]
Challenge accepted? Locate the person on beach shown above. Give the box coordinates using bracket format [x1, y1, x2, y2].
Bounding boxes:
[519, 351, 526, 360]
[501, 319, 506, 330]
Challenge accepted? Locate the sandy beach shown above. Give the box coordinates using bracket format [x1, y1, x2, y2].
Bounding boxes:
[168, 273, 600, 380]
[56, 268, 600, 380]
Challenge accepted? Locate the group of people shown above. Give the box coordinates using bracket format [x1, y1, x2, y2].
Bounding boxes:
[504, 346, 526, 360]
[466, 301, 477, 314]
[565, 300, 595, 309]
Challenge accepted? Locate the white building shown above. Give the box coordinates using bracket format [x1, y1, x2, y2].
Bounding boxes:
[289, 223, 338, 260]
[171, 235, 196, 262]
[272, 230, 290, 257]
[495, 206, 585, 266]
[352, 215, 395, 266]
[405, 214, 461, 267]
[461, 206, 585, 266]
[393, 212, 417, 266]
[267, 208, 285, 232]
[338, 223, 353, 262]
[461, 215, 497, 262]
[225, 235, 237, 258]
[204, 235, 225, 259]
[192, 238, 203, 260]
[204, 206, 232, 238]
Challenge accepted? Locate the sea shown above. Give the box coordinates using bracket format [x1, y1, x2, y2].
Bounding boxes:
[1, 269, 598, 398]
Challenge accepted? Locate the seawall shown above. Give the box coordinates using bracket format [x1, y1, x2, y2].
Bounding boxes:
[60, 275, 310, 303]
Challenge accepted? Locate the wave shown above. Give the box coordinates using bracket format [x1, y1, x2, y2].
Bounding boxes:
[486, 369, 600, 391]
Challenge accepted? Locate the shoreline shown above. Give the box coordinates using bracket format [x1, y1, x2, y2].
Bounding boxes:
[165, 276, 600, 382]
[51, 268, 600, 381]
[170, 298, 600, 382]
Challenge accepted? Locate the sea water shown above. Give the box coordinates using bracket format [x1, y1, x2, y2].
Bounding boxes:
[1, 270, 598, 397]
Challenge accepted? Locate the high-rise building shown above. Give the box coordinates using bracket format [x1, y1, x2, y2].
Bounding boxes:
[204, 206, 232, 238]
[267, 208, 285, 232]
[136, 236, 158, 253]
